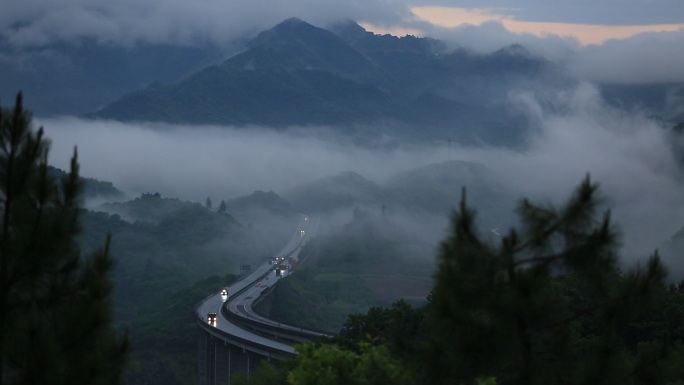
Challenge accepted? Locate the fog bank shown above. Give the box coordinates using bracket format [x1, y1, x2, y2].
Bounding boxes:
[39, 82, 684, 265]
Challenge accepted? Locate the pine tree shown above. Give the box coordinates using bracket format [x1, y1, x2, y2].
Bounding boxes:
[0, 94, 128, 385]
[205, 197, 212, 210]
[218, 200, 227, 214]
[424, 176, 673, 385]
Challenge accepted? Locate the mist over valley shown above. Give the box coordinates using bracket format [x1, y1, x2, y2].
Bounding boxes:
[41, 75, 684, 277]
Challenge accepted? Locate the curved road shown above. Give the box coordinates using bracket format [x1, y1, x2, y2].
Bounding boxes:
[195, 215, 324, 356]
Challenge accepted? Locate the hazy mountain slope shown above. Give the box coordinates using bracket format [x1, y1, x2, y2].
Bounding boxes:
[97, 192, 193, 223]
[280, 160, 522, 251]
[87, 18, 542, 143]
[0, 39, 225, 116]
[89, 64, 402, 125]
[285, 171, 386, 212]
[224, 190, 296, 217]
[83, 18, 682, 144]
[228, 18, 384, 83]
[47, 165, 125, 201]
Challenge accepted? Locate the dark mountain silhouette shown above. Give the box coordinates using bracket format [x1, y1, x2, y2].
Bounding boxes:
[89, 18, 553, 143]
[3, 18, 680, 142]
[0, 39, 226, 116]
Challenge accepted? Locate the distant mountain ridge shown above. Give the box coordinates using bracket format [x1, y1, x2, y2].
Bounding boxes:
[5, 17, 682, 139]
[89, 18, 554, 144]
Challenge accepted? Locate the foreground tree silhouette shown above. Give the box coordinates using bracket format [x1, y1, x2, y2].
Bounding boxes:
[0, 94, 128, 385]
[424, 176, 680, 385]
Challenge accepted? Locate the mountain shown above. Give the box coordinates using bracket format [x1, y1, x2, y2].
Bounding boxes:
[283, 160, 518, 226]
[285, 171, 386, 212]
[0, 39, 226, 116]
[5, 18, 681, 143]
[88, 18, 553, 144]
[230, 18, 383, 82]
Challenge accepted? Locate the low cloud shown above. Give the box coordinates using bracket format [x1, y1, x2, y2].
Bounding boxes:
[0, 0, 411, 47]
[3, 0, 682, 85]
[404, 0, 684, 25]
[422, 20, 579, 61]
[421, 20, 684, 84]
[40, 119, 448, 202]
[39, 82, 684, 271]
[568, 29, 684, 84]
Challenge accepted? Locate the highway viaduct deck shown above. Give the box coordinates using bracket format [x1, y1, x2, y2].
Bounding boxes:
[195, 216, 329, 384]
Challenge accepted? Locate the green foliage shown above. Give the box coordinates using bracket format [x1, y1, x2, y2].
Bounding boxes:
[287, 343, 414, 385]
[232, 362, 291, 385]
[80, 191, 296, 384]
[0, 93, 127, 384]
[340, 299, 425, 353]
[268, 268, 376, 333]
[80, 198, 286, 325]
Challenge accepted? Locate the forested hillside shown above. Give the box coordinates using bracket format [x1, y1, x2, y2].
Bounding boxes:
[76, 189, 298, 384]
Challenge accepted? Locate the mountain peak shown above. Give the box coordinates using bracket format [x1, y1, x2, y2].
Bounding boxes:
[493, 43, 532, 58]
[251, 17, 321, 45]
[272, 17, 309, 30]
[225, 17, 377, 78]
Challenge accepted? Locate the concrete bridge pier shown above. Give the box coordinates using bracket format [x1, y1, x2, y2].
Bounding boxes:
[198, 329, 271, 385]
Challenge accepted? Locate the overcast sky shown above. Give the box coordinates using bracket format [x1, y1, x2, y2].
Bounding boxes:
[2, 0, 682, 45]
[0, 0, 684, 44]
[2, 0, 682, 83]
[405, 0, 684, 25]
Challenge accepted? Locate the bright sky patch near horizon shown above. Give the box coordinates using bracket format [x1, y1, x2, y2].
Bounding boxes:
[398, 6, 684, 45]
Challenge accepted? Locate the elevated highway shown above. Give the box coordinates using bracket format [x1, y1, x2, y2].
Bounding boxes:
[195, 215, 330, 384]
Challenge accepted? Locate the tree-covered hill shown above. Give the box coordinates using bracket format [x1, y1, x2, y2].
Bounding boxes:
[48, 165, 125, 201]
[261, 207, 434, 333]
[285, 171, 387, 213]
[223, 190, 296, 217]
[77, 189, 298, 385]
